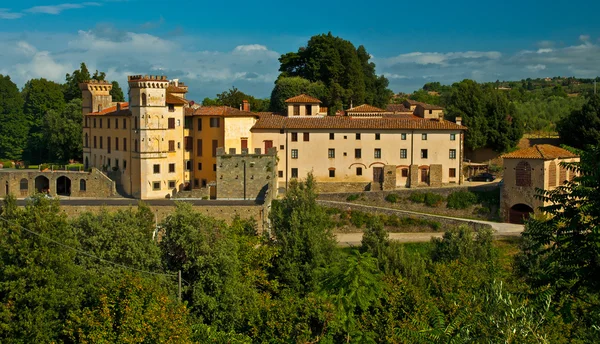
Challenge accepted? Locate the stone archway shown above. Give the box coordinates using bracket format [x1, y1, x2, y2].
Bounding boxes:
[35, 175, 50, 194]
[509, 203, 534, 224]
[56, 176, 72, 196]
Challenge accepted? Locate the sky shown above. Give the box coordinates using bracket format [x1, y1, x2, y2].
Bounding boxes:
[0, 0, 599, 102]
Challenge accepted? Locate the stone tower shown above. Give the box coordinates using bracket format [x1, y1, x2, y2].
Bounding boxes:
[79, 80, 113, 115]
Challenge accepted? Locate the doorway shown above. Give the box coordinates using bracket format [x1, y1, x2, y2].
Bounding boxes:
[373, 167, 383, 184]
[509, 204, 534, 224]
[56, 176, 72, 196]
[35, 176, 50, 194]
[420, 168, 429, 184]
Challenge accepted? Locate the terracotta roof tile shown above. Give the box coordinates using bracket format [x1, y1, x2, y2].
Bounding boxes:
[251, 115, 466, 131]
[386, 104, 411, 112]
[417, 103, 444, 110]
[185, 106, 259, 117]
[167, 85, 188, 93]
[346, 104, 386, 112]
[166, 94, 187, 105]
[501, 144, 579, 160]
[88, 102, 130, 116]
[285, 94, 322, 103]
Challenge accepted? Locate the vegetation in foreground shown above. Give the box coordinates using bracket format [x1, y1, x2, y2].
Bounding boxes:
[1, 154, 600, 342]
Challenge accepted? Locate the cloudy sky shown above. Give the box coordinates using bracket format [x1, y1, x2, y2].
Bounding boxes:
[0, 0, 599, 101]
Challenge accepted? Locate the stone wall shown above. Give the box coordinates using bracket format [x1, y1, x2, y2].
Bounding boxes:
[319, 183, 499, 200]
[382, 165, 396, 191]
[172, 188, 210, 199]
[429, 164, 443, 187]
[316, 182, 372, 193]
[409, 164, 419, 187]
[216, 147, 277, 201]
[0, 168, 116, 198]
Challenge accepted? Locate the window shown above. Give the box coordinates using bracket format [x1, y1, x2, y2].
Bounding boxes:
[169, 163, 175, 173]
[212, 140, 218, 157]
[197, 162, 202, 171]
[401, 133, 407, 140]
[123, 160, 127, 170]
[134, 139, 138, 152]
[449, 149, 456, 159]
[210, 117, 220, 127]
[375, 133, 381, 140]
[400, 149, 407, 159]
[94, 136, 97, 148]
[185, 160, 192, 171]
[329, 169, 335, 178]
[123, 138, 127, 151]
[79, 179, 86, 191]
[328, 148, 335, 158]
[123, 118, 127, 129]
[278, 170, 283, 178]
[152, 181, 160, 190]
[168, 118, 175, 129]
[293, 105, 300, 116]
[153, 164, 160, 174]
[305, 105, 312, 116]
[279, 145, 284, 150]
[168, 180, 176, 188]
[374, 148, 381, 159]
[194, 179, 199, 188]
[93, 118, 96, 128]
[422, 133, 427, 140]
[115, 159, 119, 169]
[100, 136, 103, 149]
[100, 119, 103, 128]
[197, 118, 202, 131]
[107, 137, 111, 153]
[134, 117, 138, 129]
[213, 164, 217, 171]
[356, 167, 363, 176]
[291, 168, 298, 178]
[184, 117, 192, 129]
[291, 132, 298, 142]
[356, 133, 361, 140]
[19, 178, 28, 190]
[355, 149, 362, 159]
[329, 133, 334, 140]
[429, 109, 433, 114]
[450, 133, 456, 141]
[169, 104, 175, 112]
[107, 158, 111, 167]
[142, 93, 147, 106]
[401, 169, 409, 177]
[421, 149, 428, 159]
[303, 132, 310, 141]
[115, 118, 118, 129]
[184, 136, 193, 151]
[115, 137, 119, 151]
[291, 149, 298, 159]
[449, 168, 456, 178]
[196, 139, 202, 156]
[84, 133, 88, 148]
[548, 162, 557, 187]
[516, 161, 532, 187]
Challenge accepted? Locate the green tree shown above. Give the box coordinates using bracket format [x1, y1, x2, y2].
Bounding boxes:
[110, 81, 125, 102]
[269, 76, 327, 114]
[269, 173, 336, 293]
[64, 62, 92, 102]
[445, 80, 489, 150]
[0, 75, 27, 160]
[42, 99, 83, 162]
[557, 95, 600, 149]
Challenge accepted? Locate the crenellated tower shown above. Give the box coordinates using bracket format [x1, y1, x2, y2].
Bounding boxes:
[79, 80, 113, 115]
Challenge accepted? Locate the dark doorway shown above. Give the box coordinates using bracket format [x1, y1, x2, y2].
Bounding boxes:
[85, 157, 89, 170]
[56, 176, 71, 196]
[509, 203, 534, 224]
[4, 181, 8, 196]
[373, 167, 383, 184]
[35, 176, 50, 194]
[209, 185, 217, 200]
[421, 168, 429, 184]
[264, 140, 273, 153]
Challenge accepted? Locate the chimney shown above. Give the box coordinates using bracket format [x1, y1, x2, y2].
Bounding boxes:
[455, 117, 462, 126]
[438, 113, 443, 122]
[116, 103, 121, 111]
[242, 99, 250, 112]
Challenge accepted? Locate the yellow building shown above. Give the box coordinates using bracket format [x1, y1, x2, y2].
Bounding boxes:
[82, 78, 466, 199]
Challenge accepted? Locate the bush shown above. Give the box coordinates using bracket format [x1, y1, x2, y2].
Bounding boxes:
[385, 193, 400, 203]
[424, 193, 444, 207]
[409, 192, 426, 203]
[430, 226, 495, 263]
[447, 191, 478, 209]
[346, 194, 360, 201]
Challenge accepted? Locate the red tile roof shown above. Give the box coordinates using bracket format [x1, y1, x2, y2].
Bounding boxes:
[88, 103, 130, 116]
[417, 103, 444, 110]
[167, 85, 188, 93]
[285, 94, 322, 103]
[386, 104, 411, 112]
[251, 115, 466, 131]
[346, 104, 386, 112]
[501, 144, 579, 160]
[185, 106, 259, 117]
[166, 94, 187, 105]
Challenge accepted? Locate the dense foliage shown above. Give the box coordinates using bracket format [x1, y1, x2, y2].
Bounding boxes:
[202, 86, 270, 112]
[557, 94, 600, 149]
[2, 165, 600, 341]
[273, 32, 392, 114]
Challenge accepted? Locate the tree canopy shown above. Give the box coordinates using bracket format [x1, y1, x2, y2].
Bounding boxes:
[202, 86, 269, 112]
[557, 95, 600, 149]
[0, 75, 27, 160]
[274, 32, 392, 114]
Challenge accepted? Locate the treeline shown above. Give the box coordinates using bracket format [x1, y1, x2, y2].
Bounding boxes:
[2, 165, 600, 342]
[0, 63, 124, 164]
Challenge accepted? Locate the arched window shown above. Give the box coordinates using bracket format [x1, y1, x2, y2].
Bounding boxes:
[548, 161, 557, 187]
[515, 161, 532, 187]
[19, 178, 28, 190]
[84, 133, 89, 148]
[559, 164, 567, 184]
[80, 179, 87, 191]
[141, 93, 147, 106]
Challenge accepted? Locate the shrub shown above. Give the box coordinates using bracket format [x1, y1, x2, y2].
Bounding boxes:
[385, 193, 400, 203]
[430, 226, 495, 263]
[346, 194, 360, 201]
[447, 191, 478, 209]
[424, 193, 444, 207]
[409, 192, 426, 203]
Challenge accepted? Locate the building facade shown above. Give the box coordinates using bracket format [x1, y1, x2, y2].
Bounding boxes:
[81, 77, 466, 199]
[500, 144, 579, 223]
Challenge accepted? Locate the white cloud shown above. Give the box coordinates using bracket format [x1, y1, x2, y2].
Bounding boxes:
[579, 34, 590, 42]
[536, 48, 553, 54]
[25, 2, 101, 15]
[0, 8, 22, 19]
[382, 50, 501, 66]
[526, 64, 546, 72]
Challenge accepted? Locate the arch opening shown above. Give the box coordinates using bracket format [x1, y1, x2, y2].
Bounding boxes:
[509, 203, 534, 224]
[56, 176, 72, 196]
[34, 176, 50, 194]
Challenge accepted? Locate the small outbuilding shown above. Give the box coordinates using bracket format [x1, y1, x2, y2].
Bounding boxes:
[500, 144, 579, 224]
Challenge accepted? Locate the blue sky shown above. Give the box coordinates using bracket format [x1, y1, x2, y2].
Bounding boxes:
[0, 0, 599, 102]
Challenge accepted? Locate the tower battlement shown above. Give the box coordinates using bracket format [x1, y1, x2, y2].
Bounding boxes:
[79, 80, 112, 91]
[128, 75, 169, 89]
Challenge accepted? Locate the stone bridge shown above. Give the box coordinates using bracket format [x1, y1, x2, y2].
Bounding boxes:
[0, 168, 116, 198]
